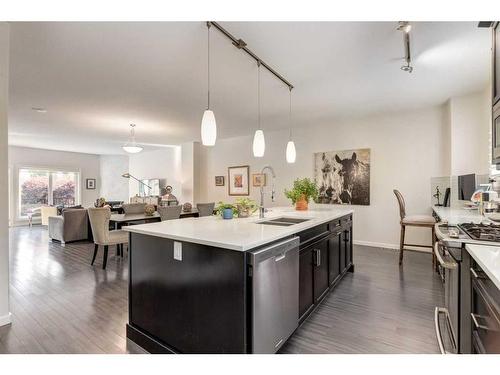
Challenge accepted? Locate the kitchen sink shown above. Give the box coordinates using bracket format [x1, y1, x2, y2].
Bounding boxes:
[257, 217, 311, 226]
[268, 217, 310, 224]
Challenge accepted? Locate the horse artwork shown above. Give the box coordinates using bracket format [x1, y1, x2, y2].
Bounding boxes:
[314, 148, 370, 205]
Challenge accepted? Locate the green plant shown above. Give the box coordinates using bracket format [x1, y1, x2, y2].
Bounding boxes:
[235, 198, 258, 214]
[284, 178, 319, 204]
[214, 201, 237, 216]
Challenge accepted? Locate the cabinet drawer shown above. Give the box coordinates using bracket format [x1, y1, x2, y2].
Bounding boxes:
[329, 219, 342, 232]
[297, 224, 329, 249]
[341, 215, 352, 229]
[471, 278, 500, 353]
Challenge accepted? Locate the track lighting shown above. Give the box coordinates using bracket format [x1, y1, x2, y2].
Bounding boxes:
[397, 21, 413, 73]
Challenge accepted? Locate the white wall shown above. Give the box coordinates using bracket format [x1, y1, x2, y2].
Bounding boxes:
[449, 89, 491, 176]
[8, 146, 101, 224]
[199, 105, 449, 249]
[0, 22, 11, 326]
[128, 147, 183, 201]
[99, 155, 129, 202]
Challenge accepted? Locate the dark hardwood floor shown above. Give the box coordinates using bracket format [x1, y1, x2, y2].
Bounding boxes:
[0, 226, 443, 354]
[280, 246, 444, 354]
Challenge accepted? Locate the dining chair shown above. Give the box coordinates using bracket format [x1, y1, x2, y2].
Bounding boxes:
[393, 189, 436, 267]
[158, 205, 182, 221]
[197, 202, 215, 217]
[88, 207, 128, 269]
[122, 203, 147, 214]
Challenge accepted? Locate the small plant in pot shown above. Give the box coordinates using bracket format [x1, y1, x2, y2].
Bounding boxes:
[284, 178, 319, 211]
[235, 198, 258, 218]
[215, 201, 237, 220]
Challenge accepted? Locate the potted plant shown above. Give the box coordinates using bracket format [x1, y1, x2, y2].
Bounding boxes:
[284, 178, 319, 211]
[235, 198, 258, 218]
[215, 201, 237, 219]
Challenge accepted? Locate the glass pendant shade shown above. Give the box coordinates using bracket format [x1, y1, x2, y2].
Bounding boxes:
[252, 129, 265, 157]
[286, 140, 296, 163]
[122, 145, 143, 154]
[201, 109, 217, 146]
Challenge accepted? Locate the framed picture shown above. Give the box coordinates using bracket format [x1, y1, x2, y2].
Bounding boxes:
[215, 176, 225, 186]
[86, 178, 96, 190]
[252, 173, 266, 187]
[314, 148, 371, 205]
[228, 165, 250, 196]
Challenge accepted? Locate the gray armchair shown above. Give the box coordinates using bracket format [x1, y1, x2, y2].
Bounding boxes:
[48, 208, 89, 245]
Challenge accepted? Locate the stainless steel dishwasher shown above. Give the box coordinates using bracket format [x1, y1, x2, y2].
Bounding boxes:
[248, 236, 300, 353]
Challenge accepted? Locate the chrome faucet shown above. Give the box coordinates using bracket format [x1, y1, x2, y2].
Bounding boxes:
[259, 165, 276, 218]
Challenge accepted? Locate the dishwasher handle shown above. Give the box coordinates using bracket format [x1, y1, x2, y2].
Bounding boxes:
[249, 236, 300, 264]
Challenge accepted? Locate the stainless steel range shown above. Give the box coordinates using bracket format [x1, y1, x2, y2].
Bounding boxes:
[458, 223, 500, 242]
[434, 223, 500, 354]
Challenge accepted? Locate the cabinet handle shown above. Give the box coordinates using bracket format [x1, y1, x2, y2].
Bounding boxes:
[314, 249, 321, 267]
[470, 268, 487, 280]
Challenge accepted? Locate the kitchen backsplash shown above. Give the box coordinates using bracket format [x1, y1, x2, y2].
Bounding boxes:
[430, 174, 490, 207]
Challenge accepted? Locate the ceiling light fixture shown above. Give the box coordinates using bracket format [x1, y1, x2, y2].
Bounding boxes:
[253, 62, 265, 158]
[397, 21, 413, 73]
[122, 124, 143, 154]
[206, 22, 294, 160]
[200, 22, 217, 146]
[286, 87, 296, 164]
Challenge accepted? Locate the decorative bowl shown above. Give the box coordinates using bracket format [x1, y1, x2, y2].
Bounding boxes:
[144, 204, 156, 216]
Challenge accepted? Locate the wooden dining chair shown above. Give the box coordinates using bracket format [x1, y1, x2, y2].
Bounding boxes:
[88, 207, 129, 269]
[393, 189, 437, 267]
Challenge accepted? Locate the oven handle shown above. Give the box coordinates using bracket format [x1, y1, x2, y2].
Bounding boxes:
[471, 313, 491, 331]
[434, 307, 457, 354]
[434, 242, 457, 270]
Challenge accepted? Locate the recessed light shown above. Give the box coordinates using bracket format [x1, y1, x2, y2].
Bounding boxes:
[31, 107, 47, 113]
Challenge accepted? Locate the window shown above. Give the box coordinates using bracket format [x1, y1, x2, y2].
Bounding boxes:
[18, 168, 80, 218]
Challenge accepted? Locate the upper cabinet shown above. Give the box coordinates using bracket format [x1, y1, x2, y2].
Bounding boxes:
[491, 23, 500, 165]
[493, 22, 500, 106]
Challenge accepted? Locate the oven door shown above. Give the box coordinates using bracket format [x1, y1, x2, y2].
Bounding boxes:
[434, 242, 459, 354]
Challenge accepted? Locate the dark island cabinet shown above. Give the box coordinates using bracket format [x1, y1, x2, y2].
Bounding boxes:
[298, 214, 354, 323]
[299, 246, 315, 318]
[313, 237, 330, 302]
[328, 231, 341, 285]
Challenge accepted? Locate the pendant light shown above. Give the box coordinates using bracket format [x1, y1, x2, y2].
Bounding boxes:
[122, 124, 143, 154]
[286, 87, 296, 163]
[253, 62, 265, 157]
[201, 22, 217, 146]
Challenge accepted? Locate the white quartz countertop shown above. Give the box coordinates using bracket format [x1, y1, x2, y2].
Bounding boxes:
[123, 206, 354, 251]
[465, 244, 500, 290]
[432, 206, 488, 225]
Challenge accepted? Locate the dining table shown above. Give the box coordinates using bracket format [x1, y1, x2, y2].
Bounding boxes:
[110, 212, 161, 230]
[110, 209, 200, 230]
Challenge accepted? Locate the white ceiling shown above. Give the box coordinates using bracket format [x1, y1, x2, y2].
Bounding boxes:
[8, 21, 491, 155]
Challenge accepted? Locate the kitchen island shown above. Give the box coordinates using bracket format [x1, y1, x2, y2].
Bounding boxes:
[123, 206, 354, 354]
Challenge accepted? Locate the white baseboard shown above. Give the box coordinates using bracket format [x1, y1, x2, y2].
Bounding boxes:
[0, 312, 12, 327]
[354, 240, 432, 253]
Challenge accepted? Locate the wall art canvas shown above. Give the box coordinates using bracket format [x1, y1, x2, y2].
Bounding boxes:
[314, 148, 370, 205]
[228, 166, 250, 196]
